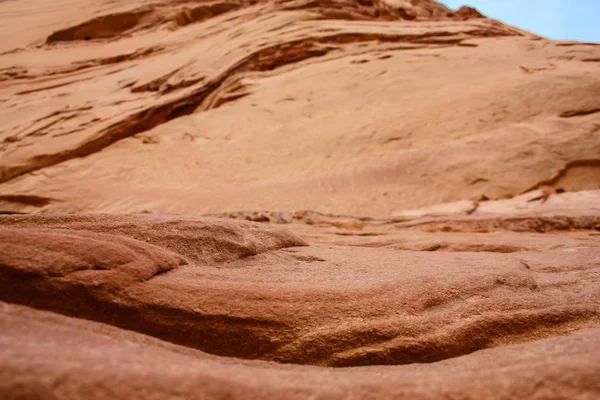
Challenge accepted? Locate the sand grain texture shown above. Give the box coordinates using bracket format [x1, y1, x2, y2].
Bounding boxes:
[0, 0, 599, 398]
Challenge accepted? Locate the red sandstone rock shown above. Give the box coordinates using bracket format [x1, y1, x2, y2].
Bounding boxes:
[0, 0, 599, 398]
[1, 302, 599, 400]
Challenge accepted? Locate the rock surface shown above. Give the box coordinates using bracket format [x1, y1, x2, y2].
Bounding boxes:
[1, 0, 599, 216]
[2, 302, 599, 399]
[0, 0, 599, 399]
[1, 201, 599, 398]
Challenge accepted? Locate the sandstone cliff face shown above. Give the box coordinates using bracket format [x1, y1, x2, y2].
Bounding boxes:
[0, 1, 599, 399]
[1, 0, 598, 216]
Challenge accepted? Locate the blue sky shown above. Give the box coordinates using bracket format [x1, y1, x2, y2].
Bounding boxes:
[439, 0, 600, 43]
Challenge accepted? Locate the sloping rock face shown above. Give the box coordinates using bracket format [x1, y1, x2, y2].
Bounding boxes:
[1, 0, 598, 215]
[0, 0, 599, 399]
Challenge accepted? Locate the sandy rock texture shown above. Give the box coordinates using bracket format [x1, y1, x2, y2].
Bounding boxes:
[0, 0, 599, 399]
[1, 0, 599, 215]
[1, 197, 600, 399]
[2, 302, 599, 400]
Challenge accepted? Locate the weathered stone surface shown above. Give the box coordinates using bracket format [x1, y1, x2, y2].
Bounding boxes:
[0, 0, 599, 398]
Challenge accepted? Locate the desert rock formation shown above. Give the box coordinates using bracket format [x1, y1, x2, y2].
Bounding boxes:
[0, 0, 599, 399]
[1, 0, 599, 215]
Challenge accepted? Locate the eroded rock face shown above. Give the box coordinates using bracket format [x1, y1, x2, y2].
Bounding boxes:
[2, 302, 600, 400]
[1, 0, 598, 216]
[1, 211, 599, 368]
[0, 0, 599, 399]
